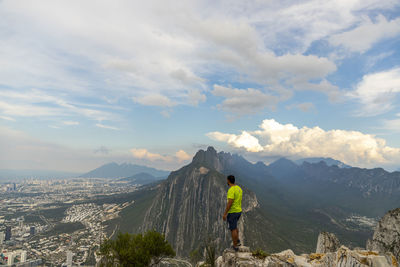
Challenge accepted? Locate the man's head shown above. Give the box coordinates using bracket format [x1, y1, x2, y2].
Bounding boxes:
[227, 175, 235, 186]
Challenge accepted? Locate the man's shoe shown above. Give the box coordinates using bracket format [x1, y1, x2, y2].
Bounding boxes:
[237, 239, 242, 246]
[231, 245, 239, 252]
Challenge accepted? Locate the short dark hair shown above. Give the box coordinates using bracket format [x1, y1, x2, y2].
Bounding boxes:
[227, 175, 235, 184]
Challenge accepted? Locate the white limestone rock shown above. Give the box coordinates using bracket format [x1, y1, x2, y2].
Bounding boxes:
[367, 208, 400, 263]
[214, 245, 397, 267]
[316, 232, 340, 253]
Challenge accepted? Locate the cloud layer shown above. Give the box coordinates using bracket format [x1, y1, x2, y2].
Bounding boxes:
[207, 119, 400, 167]
[130, 148, 191, 163]
[2, 0, 397, 120]
[329, 15, 400, 53]
[211, 85, 280, 115]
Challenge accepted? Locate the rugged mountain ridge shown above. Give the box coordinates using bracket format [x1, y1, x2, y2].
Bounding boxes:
[295, 157, 351, 168]
[141, 147, 263, 256]
[119, 172, 163, 185]
[120, 147, 400, 255]
[267, 159, 400, 198]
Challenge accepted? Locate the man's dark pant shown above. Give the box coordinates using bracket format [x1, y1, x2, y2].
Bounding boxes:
[227, 212, 241, 230]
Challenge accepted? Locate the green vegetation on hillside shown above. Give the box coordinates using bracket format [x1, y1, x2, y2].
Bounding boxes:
[104, 186, 158, 236]
[46, 222, 85, 236]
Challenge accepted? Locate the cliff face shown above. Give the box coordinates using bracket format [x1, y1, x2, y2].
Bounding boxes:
[141, 147, 260, 256]
[367, 208, 400, 262]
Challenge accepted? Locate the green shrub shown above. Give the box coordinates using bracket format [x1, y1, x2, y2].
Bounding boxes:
[251, 248, 269, 259]
[99, 230, 175, 267]
[189, 249, 202, 265]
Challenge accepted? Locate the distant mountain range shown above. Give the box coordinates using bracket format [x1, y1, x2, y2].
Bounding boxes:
[295, 157, 351, 168]
[119, 172, 164, 185]
[80, 162, 170, 178]
[112, 147, 400, 257]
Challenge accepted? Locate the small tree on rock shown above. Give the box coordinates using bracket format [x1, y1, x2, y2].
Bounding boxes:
[99, 230, 175, 267]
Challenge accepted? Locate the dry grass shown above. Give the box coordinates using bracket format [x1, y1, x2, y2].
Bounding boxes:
[309, 253, 325, 261]
[358, 251, 379, 256]
[392, 255, 398, 267]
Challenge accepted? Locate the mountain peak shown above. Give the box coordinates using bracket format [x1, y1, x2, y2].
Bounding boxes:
[266, 157, 299, 179]
[207, 146, 217, 153]
[255, 161, 266, 167]
[296, 157, 351, 168]
[191, 146, 221, 169]
[269, 157, 297, 168]
[80, 162, 169, 178]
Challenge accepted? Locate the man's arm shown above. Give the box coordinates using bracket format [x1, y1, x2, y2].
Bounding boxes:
[223, 198, 234, 220]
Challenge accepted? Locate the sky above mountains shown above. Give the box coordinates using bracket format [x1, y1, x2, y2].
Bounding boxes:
[1, 0, 400, 172]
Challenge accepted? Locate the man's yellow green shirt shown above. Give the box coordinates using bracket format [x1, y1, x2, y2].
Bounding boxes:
[227, 185, 242, 213]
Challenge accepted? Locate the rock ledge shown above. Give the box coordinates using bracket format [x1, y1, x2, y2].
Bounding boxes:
[215, 245, 398, 267]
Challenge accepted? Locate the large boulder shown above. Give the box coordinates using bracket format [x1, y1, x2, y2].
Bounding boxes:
[316, 232, 341, 253]
[367, 208, 400, 263]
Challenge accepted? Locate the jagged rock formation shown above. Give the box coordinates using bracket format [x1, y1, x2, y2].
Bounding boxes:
[316, 232, 340, 253]
[214, 209, 400, 267]
[367, 208, 400, 262]
[141, 147, 261, 256]
[215, 245, 398, 267]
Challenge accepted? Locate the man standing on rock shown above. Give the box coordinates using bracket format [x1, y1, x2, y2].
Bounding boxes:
[223, 175, 243, 252]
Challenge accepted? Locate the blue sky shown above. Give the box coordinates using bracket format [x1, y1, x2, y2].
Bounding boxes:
[0, 0, 400, 172]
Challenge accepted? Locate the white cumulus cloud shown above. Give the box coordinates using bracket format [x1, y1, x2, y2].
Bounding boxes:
[348, 67, 400, 116]
[207, 119, 400, 167]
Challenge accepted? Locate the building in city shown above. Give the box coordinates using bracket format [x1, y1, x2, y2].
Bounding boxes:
[66, 251, 73, 267]
[0, 232, 5, 245]
[7, 252, 14, 266]
[21, 250, 27, 263]
[5, 226, 11, 241]
[30, 226, 35, 236]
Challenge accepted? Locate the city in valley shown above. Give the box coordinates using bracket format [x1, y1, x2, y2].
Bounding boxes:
[0, 178, 138, 266]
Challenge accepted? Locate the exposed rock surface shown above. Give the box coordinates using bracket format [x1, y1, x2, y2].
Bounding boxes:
[155, 258, 192, 267]
[141, 147, 260, 256]
[367, 208, 400, 262]
[316, 232, 341, 253]
[215, 245, 398, 267]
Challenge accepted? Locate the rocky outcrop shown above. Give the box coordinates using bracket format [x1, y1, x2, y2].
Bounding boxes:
[155, 258, 192, 267]
[367, 208, 400, 262]
[141, 147, 260, 256]
[215, 245, 398, 267]
[316, 232, 340, 253]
